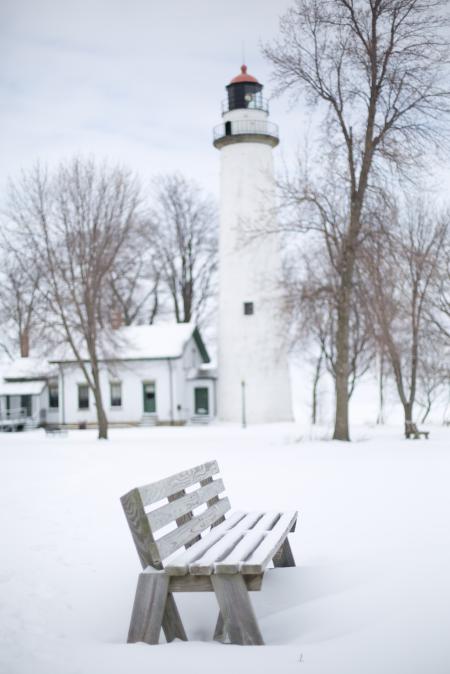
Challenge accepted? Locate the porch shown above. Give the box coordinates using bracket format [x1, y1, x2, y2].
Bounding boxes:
[0, 381, 46, 432]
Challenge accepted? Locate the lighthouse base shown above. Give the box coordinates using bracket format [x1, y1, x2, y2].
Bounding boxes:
[217, 356, 293, 425]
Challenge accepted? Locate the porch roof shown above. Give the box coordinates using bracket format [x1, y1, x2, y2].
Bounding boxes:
[186, 364, 218, 380]
[0, 381, 46, 396]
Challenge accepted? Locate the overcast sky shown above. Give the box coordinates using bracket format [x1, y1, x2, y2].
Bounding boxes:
[2, 0, 448, 205]
[0, 0, 307, 200]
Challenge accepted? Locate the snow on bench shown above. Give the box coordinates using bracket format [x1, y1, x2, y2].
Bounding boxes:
[121, 460, 298, 645]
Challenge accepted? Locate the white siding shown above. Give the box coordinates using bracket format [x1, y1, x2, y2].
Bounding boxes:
[58, 335, 208, 425]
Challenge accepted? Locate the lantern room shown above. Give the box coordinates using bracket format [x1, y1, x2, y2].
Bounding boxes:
[223, 65, 267, 114]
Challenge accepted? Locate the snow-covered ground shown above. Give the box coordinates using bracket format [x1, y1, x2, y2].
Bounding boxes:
[1, 423, 449, 674]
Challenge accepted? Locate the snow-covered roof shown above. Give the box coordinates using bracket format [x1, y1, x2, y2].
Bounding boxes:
[186, 363, 218, 380]
[0, 381, 46, 396]
[2, 357, 58, 381]
[50, 323, 210, 363]
[115, 323, 196, 360]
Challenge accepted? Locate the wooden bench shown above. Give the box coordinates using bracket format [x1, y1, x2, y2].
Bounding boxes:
[45, 424, 67, 435]
[121, 460, 297, 646]
[405, 421, 429, 439]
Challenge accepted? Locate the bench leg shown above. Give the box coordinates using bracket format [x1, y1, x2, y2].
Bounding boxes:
[272, 537, 296, 568]
[162, 593, 188, 642]
[213, 611, 227, 643]
[128, 573, 184, 645]
[211, 574, 264, 645]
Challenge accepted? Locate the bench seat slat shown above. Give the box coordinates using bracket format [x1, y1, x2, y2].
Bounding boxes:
[156, 498, 231, 560]
[148, 479, 225, 531]
[252, 512, 281, 531]
[188, 512, 267, 574]
[138, 461, 219, 507]
[214, 530, 267, 574]
[164, 511, 246, 575]
[239, 511, 298, 575]
[189, 529, 246, 575]
[223, 511, 266, 532]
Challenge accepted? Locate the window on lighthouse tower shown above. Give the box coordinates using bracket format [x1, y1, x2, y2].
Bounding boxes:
[243, 302, 254, 315]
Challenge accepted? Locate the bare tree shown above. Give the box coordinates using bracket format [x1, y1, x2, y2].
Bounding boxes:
[147, 174, 218, 325]
[0, 244, 40, 357]
[416, 335, 448, 423]
[5, 158, 141, 439]
[361, 200, 448, 432]
[430, 221, 450, 341]
[107, 227, 160, 326]
[284, 245, 374, 421]
[310, 345, 325, 425]
[109, 264, 159, 326]
[264, 0, 450, 439]
[424, 219, 450, 420]
[375, 346, 388, 424]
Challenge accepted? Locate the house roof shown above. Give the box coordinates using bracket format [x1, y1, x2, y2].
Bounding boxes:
[2, 357, 58, 381]
[49, 323, 210, 364]
[0, 381, 46, 396]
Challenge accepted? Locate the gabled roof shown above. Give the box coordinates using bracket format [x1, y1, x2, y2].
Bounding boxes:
[49, 323, 210, 363]
[2, 357, 58, 381]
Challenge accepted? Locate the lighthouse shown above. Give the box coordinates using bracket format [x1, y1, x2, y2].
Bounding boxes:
[213, 65, 293, 423]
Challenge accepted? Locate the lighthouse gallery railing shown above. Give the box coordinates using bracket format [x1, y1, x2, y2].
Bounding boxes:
[213, 120, 279, 142]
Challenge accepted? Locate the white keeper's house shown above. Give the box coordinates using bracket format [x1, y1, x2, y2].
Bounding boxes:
[0, 324, 216, 430]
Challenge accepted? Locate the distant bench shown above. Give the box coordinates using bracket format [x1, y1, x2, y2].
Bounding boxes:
[44, 424, 67, 435]
[405, 422, 429, 440]
[121, 460, 298, 646]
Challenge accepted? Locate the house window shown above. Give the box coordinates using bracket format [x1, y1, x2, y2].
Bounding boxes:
[243, 301, 254, 315]
[48, 379, 59, 409]
[110, 382, 122, 408]
[143, 381, 156, 414]
[78, 384, 89, 410]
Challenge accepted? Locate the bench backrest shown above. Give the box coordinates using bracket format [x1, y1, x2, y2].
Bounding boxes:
[121, 460, 230, 569]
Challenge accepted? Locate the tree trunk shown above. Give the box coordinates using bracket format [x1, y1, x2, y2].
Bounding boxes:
[182, 280, 192, 323]
[311, 350, 323, 425]
[333, 280, 351, 441]
[96, 402, 108, 440]
[93, 389, 108, 440]
[91, 362, 108, 440]
[334, 369, 349, 440]
[403, 401, 413, 437]
[376, 352, 385, 425]
[149, 284, 159, 324]
[332, 199, 363, 441]
[20, 328, 29, 357]
[421, 396, 432, 424]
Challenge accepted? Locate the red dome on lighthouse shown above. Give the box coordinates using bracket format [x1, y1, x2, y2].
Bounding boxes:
[229, 64, 259, 85]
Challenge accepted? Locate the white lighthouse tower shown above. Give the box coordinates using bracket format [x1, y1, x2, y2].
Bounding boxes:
[213, 65, 292, 423]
